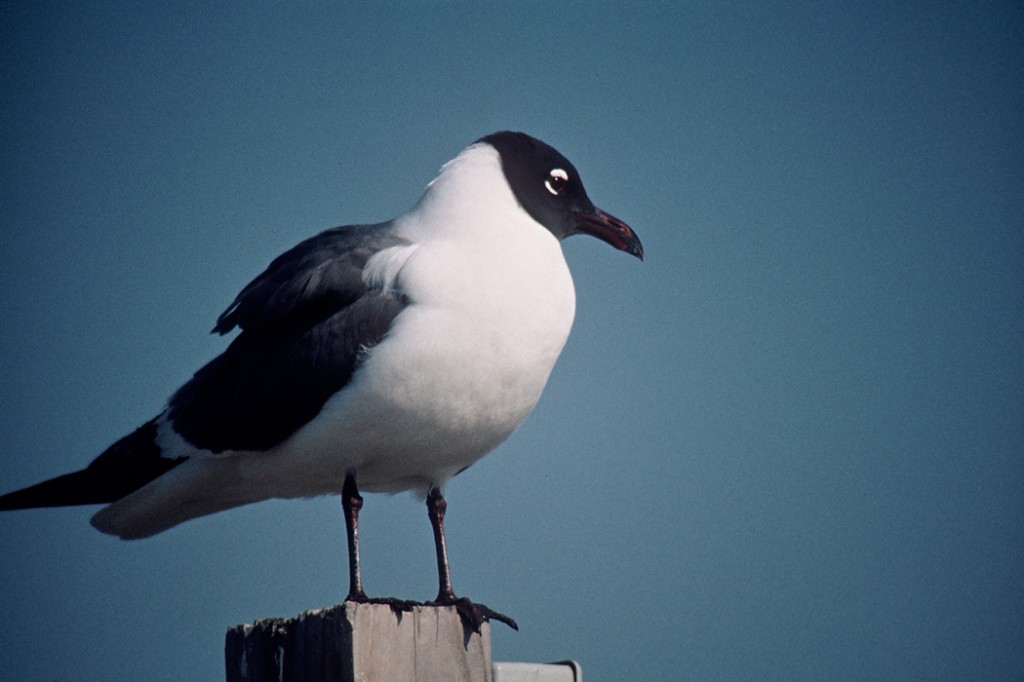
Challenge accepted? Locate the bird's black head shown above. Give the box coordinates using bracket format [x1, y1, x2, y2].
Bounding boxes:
[479, 131, 643, 260]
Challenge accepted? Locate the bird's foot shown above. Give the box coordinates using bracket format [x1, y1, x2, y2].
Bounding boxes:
[345, 593, 419, 615]
[346, 592, 517, 632]
[430, 595, 519, 633]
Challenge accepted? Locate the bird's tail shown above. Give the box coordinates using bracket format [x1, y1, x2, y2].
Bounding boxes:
[0, 420, 184, 512]
[0, 468, 117, 510]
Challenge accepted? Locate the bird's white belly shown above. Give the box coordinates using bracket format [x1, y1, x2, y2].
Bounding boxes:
[273, 238, 576, 495]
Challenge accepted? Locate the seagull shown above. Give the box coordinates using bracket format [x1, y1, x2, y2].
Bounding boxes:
[0, 131, 642, 630]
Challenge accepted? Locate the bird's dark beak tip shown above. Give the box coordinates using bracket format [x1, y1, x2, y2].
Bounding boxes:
[578, 207, 644, 262]
[628, 239, 645, 262]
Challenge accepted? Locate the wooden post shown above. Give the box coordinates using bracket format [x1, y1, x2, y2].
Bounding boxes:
[225, 602, 493, 682]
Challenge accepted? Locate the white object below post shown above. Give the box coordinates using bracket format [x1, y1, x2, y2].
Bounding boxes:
[492, 660, 582, 681]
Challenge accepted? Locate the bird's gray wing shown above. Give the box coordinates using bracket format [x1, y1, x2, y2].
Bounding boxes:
[213, 223, 406, 334]
[0, 224, 413, 510]
[168, 223, 412, 453]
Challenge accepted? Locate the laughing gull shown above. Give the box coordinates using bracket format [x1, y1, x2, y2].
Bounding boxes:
[0, 131, 642, 630]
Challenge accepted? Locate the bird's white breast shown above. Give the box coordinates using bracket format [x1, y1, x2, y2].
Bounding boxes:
[276, 144, 576, 494]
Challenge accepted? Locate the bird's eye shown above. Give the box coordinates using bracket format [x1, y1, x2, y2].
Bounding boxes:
[545, 168, 569, 195]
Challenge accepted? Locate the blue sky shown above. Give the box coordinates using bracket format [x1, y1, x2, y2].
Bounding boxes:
[1, 3, 1021, 680]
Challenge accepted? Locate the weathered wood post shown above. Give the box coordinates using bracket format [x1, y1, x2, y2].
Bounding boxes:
[225, 602, 493, 682]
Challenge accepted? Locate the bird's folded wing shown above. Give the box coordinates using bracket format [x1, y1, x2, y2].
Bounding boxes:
[168, 224, 412, 453]
[212, 223, 407, 334]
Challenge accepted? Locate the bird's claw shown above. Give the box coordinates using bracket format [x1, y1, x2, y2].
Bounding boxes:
[432, 595, 519, 633]
[346, 594, 517, 632]
[346, 594, 419, 615]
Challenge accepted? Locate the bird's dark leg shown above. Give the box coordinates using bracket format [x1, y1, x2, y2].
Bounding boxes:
[342, 473, 367, 602]
[426, 485, 518, 632]
[427, 485, 456, 603]
[341, 474, 416, 614]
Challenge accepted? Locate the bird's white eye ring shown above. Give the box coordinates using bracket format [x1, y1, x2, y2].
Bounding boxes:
[545, 168, 569, 195]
